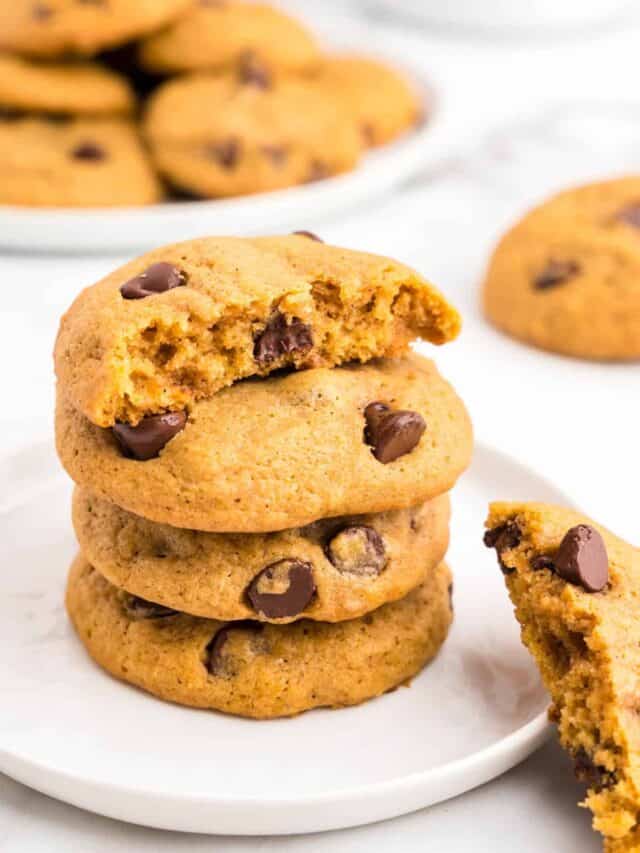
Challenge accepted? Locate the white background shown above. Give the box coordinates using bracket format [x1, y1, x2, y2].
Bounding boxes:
[2, 2, 640, 850]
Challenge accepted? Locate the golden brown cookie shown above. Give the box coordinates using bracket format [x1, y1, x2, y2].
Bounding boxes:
[316, 54, 421, 147]
[56, 355, 473, 533]
[66, 553, 453, 719]
[73, 488, 450, 623]
[483, 178, 640, 361]
[0, 116, 162, 207]
[484, 502, 639, 851]
[0, 53, 135, 116]
[0, 0, 192, 58]
[139, 1, 320, 76]
[142, 71, 362, 198]
[54, 234, 461, 427]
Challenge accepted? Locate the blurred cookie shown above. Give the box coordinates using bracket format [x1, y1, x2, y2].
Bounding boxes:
[56, 355, 472, 533]
[54, 234, 460, 428]
[0, 0, 191, 58]
[143, 70, 362, 197]
[317, 54, 421, 146]
[483, 178, 640, 361]
[0, 117, 161, 206]
[73, 488, 450, 623]
[139, 1, 320, 76]
[0, 53, 135, 116]
[66, 554, 453, 718]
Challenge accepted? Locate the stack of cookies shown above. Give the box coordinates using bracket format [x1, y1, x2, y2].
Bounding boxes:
[54, 233, 472, 719]
[0, 1, 421, 207]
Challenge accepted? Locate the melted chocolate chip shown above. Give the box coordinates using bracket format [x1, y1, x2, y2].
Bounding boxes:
[573, 748, 616, 791]
[124, 595, 177, 620]
[325, 526, 387, 576]
[253, 312, 313, 364]
[364, 402, 426, 464]
[120, 262, 187, 299]
[239, 55, 271, 89]
[483, 521, 522, 575]
[112, 411, 187, 461]
[205, 621, 263, 676]
[292, 230, 323, 242]
[617, 203, 640, 228]
[531, 554, 555, 571]
[554, 524, 608, 593]
[205, 139, 240, 169]
[33, 3, 53, 20]
[71, 141, 106, 161]
[361, 123, 375, 146]
[306, 160, 329, 183]
[533, 260, 580, 290]
[246, 559, 316, 619]
[448, 581, 454, 613]
[261, 144, 287, 167]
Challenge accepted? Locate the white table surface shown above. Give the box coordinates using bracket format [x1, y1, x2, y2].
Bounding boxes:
[2, 5, 640, 851]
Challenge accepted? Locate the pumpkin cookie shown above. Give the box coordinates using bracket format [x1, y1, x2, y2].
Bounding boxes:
[142, 70, 362, 198]
[139, 1, 320, 76]
[483, 178, 640, 361]
[56, 355, 472, 533]
[73, 488, 450, 623]
[0, 0, 191, 58]
[316, 54, 421, 147]
[0, 117, 161, 207]
[66, 553, 453, 719]
[54, 234, 460, 427]
[484, 502, 639, 851]
[0, 53, 135, 116]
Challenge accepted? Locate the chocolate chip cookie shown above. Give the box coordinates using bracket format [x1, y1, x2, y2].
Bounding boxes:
[73, 487, 450, 623]
[142, 70, 362, 198]
[56, 354, 472, 532]
[139, 1, 320, 76]
[0, 0, 192, 58]
[0, 53, 135, 116]
[66, 553, 453, 718]
[0, 116, 162, 207]
[483, 178, 640, 360]
[54, 234, 461, 427]
[484, 502, 639, 850]
[316, 54, 421, 147]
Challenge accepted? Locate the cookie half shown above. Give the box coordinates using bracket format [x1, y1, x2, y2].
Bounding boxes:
[66, 554, 453, 719]
[56, 355, 472, 533]
[0, 116, 161, 207]
[483, 178, 640, 361]
[73, 488, 450, 623]
[484, 502, 638, 850]
[54, 234, 461, 428]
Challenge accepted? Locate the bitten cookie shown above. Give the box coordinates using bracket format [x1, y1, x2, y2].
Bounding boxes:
[0, 117, 162, 207]
[316, 54, 421, 147]
[54, 234, 461, 427]
[0, 53, 135, 116]
[484, 502, 638, 851]
[66, 554, 453, 719]
[56, 355, 473, 533]
[142, 71, 362, 198]
[0, 0, 191, 58]
[483, 178, 640, 361]
[139, 1, 320, 75]
[73, 488, 450, 623]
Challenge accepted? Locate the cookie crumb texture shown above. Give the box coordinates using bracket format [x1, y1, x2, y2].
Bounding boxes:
[484, 502, 640, 850]
[483, 177, 640, 361]
[54, 235, 461, 427]
[73, 489, 450, 622]
[66, 555, 453, 719]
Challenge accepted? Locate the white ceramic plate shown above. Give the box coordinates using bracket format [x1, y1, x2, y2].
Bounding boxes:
[0, 439, 571, 835]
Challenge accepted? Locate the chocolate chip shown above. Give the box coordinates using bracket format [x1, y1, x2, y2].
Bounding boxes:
[617, 203, 640, 228]
[361, 123, 375, 146]
[554, 524, 608, 593]
[306, 160, 329, 183]
[325, 526, 387, 576]
[253, 312, 313, 364]
[261, 145, 287, 167]
[205, 139, 240, 169]
[533, 259, 580, 290]
[483, 521, 522, 575]
[531, 554, 555, 571]
[573, 748, 615, 791]
[112, 411, 187, 461]
[364, 402, 426, 464]
[292, 230, 323, 242]
[71, 141, 106, 161]
[239, 55, 271, 89]
[120, 262, 187, 299]
[246, 559, 316, 619]
[33, 3, 53, 20]
[448, 581, 454, 613]
[0, 107, 23, 122]
[124, 595, 177, 620]
[205, 621, 263, 676]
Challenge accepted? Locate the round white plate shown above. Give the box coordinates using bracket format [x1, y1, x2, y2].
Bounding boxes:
[0, 439, 569, 835]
